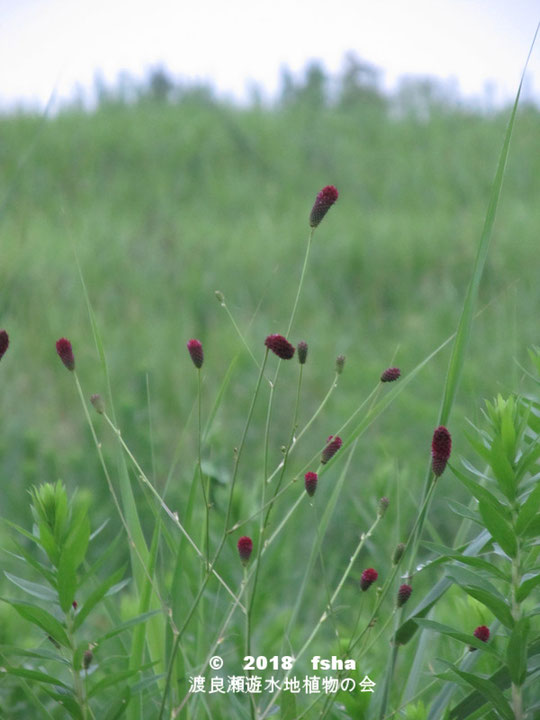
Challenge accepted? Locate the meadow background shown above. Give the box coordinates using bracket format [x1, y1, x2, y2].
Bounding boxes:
[1, 62, 539, 717]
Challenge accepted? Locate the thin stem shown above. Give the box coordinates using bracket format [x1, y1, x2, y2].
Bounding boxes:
[100, 411, 241, 607]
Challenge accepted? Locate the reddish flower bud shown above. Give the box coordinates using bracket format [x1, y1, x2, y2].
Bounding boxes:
[297, 341, 308, 365]
[0, 330, 9, 361]
[381, 367, 401, 383]
[56, 338, 75, 371]
[83, 649, 93, 669]
[237, 536, 253, 565]
[265, 334, 295, 360]
[309, 185, 339, 227]
[470, 625, 490, 650]
[397, 584, 413, 607]
[360, 568, 378, 592]
[431, 426, 452, 477]
[321, 435, 342, 464]
[187, 339, 204, 369]
[304, 471, 318, 497]
[72, 600, 78, 610]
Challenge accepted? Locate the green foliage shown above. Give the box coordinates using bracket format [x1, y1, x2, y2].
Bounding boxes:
[0, 481, 156, 718]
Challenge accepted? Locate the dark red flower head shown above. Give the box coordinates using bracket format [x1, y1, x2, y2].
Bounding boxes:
[237, 536, 253, 565]
[335, 354, 346, 375]
[56, 338, 75, 371]
[360, 568, 378, 592]
[321, 435, 342, 464]
[470, 625, 490, 650]
[187, 339, 204, 369]
[265, 334, 295, 360]
[0, 330, 9, 360]
[397, 584, 413, 607]
[304, 471, 318, 497]
[431, 426, 452, 477]
[309, 185, 339, 227]
[381, 367, 401, 383]
[297, 341, 308, 365]
[83, 650, 93, 670]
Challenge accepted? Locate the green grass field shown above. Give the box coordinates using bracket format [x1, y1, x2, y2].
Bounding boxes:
[1, 73, 539, 718]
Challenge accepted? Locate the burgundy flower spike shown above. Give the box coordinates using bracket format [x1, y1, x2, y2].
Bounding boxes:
[237, 536, 253, 565]
[265, 334, 295, 360]
[56, 338, 75, 371]
[304, 472, 318, 497]
[397, 584, 413, 607]
[360, 568, 378, 592]
[0, 330, 9, 361]
[381, 367, 401, 383]
[470, 625, 490, 651]
[431, 425, 452, 477]
[321, 435, 342, 464]
[187, 339, 204, 368]
[309, 185, 339, 227]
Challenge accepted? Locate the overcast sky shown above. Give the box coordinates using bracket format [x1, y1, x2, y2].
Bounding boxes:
[1, 0, 539, 111]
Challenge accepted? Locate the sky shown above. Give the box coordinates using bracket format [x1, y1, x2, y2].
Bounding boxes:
[0, 0, 539, 112]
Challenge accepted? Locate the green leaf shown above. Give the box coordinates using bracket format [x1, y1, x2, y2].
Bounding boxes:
[95, 609, 161, 643]
[42, 688, 83, 720]
[0, 644, 68, 664]
[63, 512, 90, 572]
[438, 555, 507, 582]
[73, 565, 127, 631]
[446, 565, 504, 597]
[461, 587, 514, 629]
[477, 500, 517, 557]
[88, 663, 155, 698]
[414, 619, 501, 658]
[516, 482, 540, 535]
[452, 465, 511, 519]
[1, 598, 69, 647]
[506, 617, 529, 686]
[57, 552, 77, 613]
[489, 437, 516, 501]
[1, 664, 71, 690]
[6, 540, 56, 585]
[446, 500, 482, 524]
[517, 573, 540, 602]
[4, 572, 58, 603]
[441, 662, 514, 720]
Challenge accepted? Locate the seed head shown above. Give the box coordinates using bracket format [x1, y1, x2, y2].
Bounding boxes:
[187, 339, 204, 369]
[321, 435, 342, 464]
[378, 497, 389, 518]
[360, 568, 378, 592]
[304, 471, 318, 497]
[0, 330, 9, 360]
[237, 536, 253, 565]
[397, 584, 413, 607]
[297, 341, 308, 365]
[392, 543, 405, 565]
[56, 338, 75, 371]
[265, 334, 295, 360]
[335, 354, 346, 375]
[309, 185, 339, 227]
[431, 426, 452, 477]
[381, 367, 401, 383]
[470, 625, 490, 651]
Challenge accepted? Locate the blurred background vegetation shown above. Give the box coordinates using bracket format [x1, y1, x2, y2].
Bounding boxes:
[1, 58, 539, 713]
